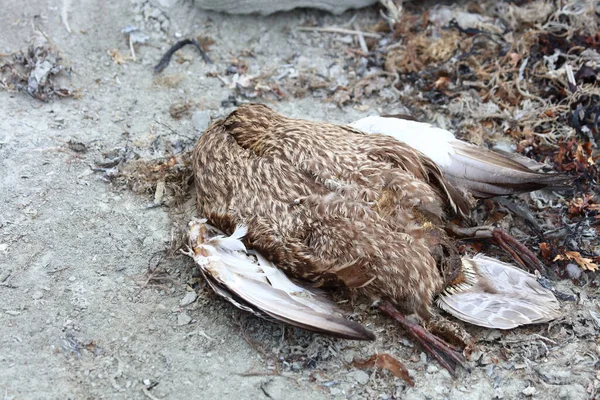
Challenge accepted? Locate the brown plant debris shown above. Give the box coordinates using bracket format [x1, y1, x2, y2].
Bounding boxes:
[554, 251, 599, 272]
[352, 353, 414, 386]
[1, 32, 74, 100]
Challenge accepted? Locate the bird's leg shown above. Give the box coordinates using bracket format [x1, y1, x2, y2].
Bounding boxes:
[491, 228, 545, 272]
[445, 224, 545, 272]
[378, 301, 466, 376]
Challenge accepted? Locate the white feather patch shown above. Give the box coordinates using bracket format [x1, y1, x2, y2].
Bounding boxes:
[350, 116, 455, 168]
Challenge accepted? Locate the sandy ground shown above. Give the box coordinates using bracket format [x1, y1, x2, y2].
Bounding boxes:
[0, 0, 598, 399]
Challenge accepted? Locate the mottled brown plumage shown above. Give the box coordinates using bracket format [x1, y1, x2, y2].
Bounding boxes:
[193, 104, 467, 321]
[191, 104, 561, 374]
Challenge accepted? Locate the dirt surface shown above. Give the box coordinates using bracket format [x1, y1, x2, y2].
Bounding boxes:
[1, 0, 599, 399]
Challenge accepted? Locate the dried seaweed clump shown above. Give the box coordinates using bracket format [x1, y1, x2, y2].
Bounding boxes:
[0, 32, 75, 101]
[356, 1, 600, 192]
[112, 153, 194, 207]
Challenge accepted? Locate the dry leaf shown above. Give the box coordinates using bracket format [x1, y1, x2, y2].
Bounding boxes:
[108, 49, 128, 65]
[353, 353, 414, 386]
[539, 242, 551, 260]
[554, 251, 599, 271]
[434, 76, 451, 90]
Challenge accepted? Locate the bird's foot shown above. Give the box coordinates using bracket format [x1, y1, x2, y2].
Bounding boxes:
[378, 301, 467, 376]
[446, 224, 545, 272]
[425, 314, 477, 358]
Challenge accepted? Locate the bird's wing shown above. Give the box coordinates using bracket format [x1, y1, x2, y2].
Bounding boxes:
[436, 291, 559, 329]
[350, 115, 572, 198]
[491, 148, 547, 171]
[436, 255, 560, 329]
[348, 118, 470, 217]
[186, 219, 375, 341]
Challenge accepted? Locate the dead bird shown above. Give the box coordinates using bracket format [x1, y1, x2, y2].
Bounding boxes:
[189, 104, 560, 374]
[350, 115, 572, 198]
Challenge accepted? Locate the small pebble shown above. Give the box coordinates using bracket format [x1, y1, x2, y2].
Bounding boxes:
[558, 388, 568, 399]
[522, 386, 536, 396]
[177, 313, 192, 326]
[348, 370, 370, 385]
[68, 276, 76, 282]
[290, 361, 302, 371]
[180, 291, 197, 307]
[493, 387, 504, 399]
[142, 236, 154, 248]
[426, 364, 439, 373]
[434, 385, 446, 394]
[32, 291, 44, 300]
[566, 263, 581, 280]
[439, 369, 452, 380]
[343, 350, 356, 364]
[192, 110, 211, 133]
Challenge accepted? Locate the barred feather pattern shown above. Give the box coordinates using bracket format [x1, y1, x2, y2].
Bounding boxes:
[225, 104, 470, 219]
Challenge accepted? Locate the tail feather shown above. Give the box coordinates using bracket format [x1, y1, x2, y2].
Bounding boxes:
[447, 141, 572, 197]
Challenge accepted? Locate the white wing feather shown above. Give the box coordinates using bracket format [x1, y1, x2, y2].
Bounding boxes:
[350, 116, 455, 168]
[186, 218, 375, 340]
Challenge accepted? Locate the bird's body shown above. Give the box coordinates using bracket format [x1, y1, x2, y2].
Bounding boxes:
[192, 104, 472, 321]
[192, 104, 559, 331]
[194, 113, 438, 320]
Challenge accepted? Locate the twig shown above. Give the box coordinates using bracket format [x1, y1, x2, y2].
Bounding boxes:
[61, 0, 72, 33]
[531, 334, 558, 345]
[379, 0, 403, 28]
[154, 39, 212, 74]
[353, 23, 369, 54]
[237, 371, 295, 379]
[48, 266, 71, 275]
[296, 26, 381, 39]
[260, 381, 273, 399]
[129, 35, 136, 61]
